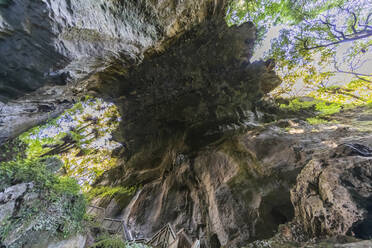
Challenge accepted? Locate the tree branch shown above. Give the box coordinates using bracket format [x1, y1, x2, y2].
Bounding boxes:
[319, 17, 346, 40]
[322, 87, 366, 101]
[331, 70, 372, 83]
[303, 30, 372, 50]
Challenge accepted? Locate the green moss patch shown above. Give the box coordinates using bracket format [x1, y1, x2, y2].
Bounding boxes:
[279, 98, 342, 117]
[90, 233, 150, 248]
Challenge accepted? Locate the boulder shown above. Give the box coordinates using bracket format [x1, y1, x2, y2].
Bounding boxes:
[291, 143, 372, 239]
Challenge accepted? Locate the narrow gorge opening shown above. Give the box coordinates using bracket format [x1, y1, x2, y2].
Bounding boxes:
[1, 0, 372, 248]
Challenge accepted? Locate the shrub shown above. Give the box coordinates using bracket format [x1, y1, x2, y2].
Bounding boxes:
[306, 117, 330, 125]
[90, 234, 126, 248]
[279, 98, 316, 112]
[87, 186, 136, 201]
[279, 98, 342, 117]
[0, 158, 56, 191]
[0, 158, 86, 244]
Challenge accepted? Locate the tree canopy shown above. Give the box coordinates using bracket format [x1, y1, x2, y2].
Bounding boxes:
[227, 0, 372, 104]
[19, 98, 122, 191]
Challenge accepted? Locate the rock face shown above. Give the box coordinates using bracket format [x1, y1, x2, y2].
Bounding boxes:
[95, 109, 372, 248]
[0, 182, 35, 223]
[0, 85, 73, 145]
[0, 0, 227, 101]
[95, 18, 280, 155]
[0, 158, 86, 248]
[291, 143, 372, 239]
[0, 0, 227, 144]
[0, 0, 279, 149]
[2, 0, 372, 247]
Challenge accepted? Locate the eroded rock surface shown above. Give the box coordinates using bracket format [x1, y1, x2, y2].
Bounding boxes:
[0, 0, 228, 144]
[94, 107, 372, 248]
[291, 143, 372, 239]
[94, 18, 280, 154]
[0, 85, 74, 145]
[0, 0, 227, 101]
[2, 0, 372, 247]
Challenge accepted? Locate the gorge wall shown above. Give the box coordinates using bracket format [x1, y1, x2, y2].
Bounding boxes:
[0, 0, 227, 144]
[1, 1, 372, 248]
[95, 108, 372, 248]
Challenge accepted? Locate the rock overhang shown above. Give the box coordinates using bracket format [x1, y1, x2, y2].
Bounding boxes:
[91, 19, 281, 154]
[0, 0, 281, 158]
[0, 0, 229, 144]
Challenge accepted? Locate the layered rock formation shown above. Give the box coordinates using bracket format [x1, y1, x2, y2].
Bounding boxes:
[0, 0, 228, 101]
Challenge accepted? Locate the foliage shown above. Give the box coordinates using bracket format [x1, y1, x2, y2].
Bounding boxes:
[0, 138, 27, 162]
[306, 117, 331, 125]
[279, 98, 316, 112]
[314, 101, 342, 116]
[308, 79, 372, 104]
[0, 97, 123, 244]
[227, 0, 372, 99]
[90, 234, 126, 248]
[0, 158, 86, 243]
[19, 97, 121, 191]
[0, 218, 13, 243]
[226, 0, 302, 43]
[279, 98, 342, 120]
[52, 176, 81, 195]
[86, 186, 136, 202]
[270, 0, 372, 87]
[90, 234, 150, 248]
[0, 158, 56, 191]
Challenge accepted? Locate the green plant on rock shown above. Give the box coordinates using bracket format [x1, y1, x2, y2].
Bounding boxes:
[0, 218, 13, 243]
[90, 234, 150, 248]
[279, 98, 317, 112]
[0, 137, 27, 162]
[279, 98, 342, 117]
[0, 158, 55, 191]
[306, 117, 330, 125]
[314, 101, 342, 116]
[90, 234, 126, 248]
[18, 97, 121, 192]
[86, 186, 136, 202]
[0, 158, 86, 245]
[52, 176, 81, 195]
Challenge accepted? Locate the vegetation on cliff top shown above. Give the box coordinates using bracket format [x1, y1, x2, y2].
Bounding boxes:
[227, 0, 372, 101]
[17, 97, 121, 191]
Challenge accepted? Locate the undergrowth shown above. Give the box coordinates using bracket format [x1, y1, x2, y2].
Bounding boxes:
[90, 234, 150, 248]
[279, 98, 343, 124]
[0, 158, 86, 245]
[90, 234, 126, 248]
[86, 186, 136, 202]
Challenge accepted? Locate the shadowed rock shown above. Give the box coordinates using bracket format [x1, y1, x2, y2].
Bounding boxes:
[92, 18, 280, 155]
[0, 0, 228, 145]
